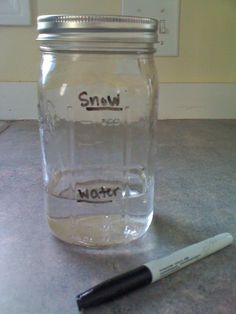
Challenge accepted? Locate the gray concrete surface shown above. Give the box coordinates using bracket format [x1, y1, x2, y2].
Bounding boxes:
[0, 120, 236, 314]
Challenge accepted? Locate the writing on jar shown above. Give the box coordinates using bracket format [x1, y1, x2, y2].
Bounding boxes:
[101, 118, 121, 126]
[77, 185, 120, 203]
[78, 91, 123, 111]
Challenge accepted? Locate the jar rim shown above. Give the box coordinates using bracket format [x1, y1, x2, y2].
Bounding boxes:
[37, 14, 158, 43]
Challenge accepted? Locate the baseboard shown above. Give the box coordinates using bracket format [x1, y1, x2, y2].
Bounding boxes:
[0, 82, 38, 120]
[0, 82, 235, 120]
[159, 83, 236, 119]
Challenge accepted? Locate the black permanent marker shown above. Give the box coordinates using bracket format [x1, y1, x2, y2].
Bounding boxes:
[76, 233, 233, 311]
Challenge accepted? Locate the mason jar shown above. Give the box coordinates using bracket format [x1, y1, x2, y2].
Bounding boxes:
[37, 15, 158, 247]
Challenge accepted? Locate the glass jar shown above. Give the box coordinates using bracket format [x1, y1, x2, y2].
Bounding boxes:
[37, 15, 158, 247]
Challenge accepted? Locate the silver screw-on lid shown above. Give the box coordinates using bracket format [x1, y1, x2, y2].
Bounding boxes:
[37, 14, 158, 43]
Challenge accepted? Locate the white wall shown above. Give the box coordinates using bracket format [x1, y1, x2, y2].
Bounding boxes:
[0, 0, 236, 119]
[1, 83, 236, 120]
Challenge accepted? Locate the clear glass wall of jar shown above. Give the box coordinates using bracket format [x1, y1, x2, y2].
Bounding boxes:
[37, 15, 158, 247]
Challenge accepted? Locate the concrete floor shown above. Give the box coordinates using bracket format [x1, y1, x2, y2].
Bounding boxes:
[0, 120, 236, 314]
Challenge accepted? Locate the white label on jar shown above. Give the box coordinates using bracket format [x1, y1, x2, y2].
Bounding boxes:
[76, 181, 122, 204]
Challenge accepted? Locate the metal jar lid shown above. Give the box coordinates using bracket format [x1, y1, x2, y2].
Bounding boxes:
[37, 14, 158, 43]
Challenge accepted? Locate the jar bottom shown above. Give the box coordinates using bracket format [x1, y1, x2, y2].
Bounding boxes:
[47, 213, 153, 247]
